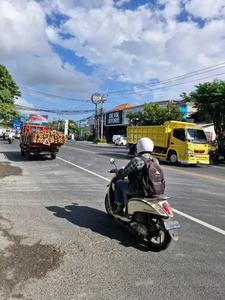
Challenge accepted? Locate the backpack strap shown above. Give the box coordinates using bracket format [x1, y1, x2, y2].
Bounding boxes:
[139, 155, 155, 166]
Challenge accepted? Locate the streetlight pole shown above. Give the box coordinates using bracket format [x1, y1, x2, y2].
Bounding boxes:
[91, 93, 107, 139]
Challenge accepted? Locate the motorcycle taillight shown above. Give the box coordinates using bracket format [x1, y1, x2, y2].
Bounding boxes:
[162, 202, 173, 216]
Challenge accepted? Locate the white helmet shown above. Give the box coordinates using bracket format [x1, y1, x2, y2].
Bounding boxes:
[136, 137, 154, 155]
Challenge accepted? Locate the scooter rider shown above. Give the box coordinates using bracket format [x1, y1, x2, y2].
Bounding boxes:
[110, 137, 159, 216]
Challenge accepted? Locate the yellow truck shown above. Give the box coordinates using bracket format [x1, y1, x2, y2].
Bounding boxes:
[127, 121, 209, 165]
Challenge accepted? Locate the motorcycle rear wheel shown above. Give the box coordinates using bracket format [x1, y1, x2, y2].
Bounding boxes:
[146, 218, 171, 252]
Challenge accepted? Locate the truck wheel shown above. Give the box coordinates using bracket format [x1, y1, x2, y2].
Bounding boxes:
[25, 150, 30, 159]
[169, 151, 178, 165]
[51, 153, 56, 159]
[21, 149, 25, 156]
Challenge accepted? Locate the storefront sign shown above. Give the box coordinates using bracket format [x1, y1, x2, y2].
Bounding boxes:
[105, 110, 123, 126]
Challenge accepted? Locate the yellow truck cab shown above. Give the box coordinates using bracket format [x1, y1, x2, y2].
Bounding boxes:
[127, 121, 209, 165]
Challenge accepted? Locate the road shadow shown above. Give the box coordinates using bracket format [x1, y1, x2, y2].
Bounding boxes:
[46, 203, 151, 252]
[0, 151, 52, 162]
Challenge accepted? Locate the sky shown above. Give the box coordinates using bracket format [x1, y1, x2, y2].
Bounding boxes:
[0, 0, 225, 122]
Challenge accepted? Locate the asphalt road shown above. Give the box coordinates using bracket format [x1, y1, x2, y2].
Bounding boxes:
[0, 139, 225, 300]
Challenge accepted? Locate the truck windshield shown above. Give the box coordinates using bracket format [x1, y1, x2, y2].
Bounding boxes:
[187, 129, 208, 144]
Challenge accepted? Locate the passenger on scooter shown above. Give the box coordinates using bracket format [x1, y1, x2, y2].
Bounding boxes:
[110, 137, 159, 216]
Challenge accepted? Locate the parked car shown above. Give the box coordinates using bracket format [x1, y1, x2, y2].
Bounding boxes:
[115, 137, 127, 146]
[112, 135, 124, 143]
[0, 127, 6, 139]
[75, 135, 83, 141]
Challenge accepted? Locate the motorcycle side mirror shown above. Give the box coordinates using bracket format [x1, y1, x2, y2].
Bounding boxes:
[110, 158, 115, 164]
[109, 158, 117, 169]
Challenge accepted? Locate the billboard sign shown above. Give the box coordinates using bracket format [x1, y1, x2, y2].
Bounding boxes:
[12, 122, 22, 131]
[20, 114, 26, 122]
[29, 114, 48, 124]
[105, 110, 123, 126]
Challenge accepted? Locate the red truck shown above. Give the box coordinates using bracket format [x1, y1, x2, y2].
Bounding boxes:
[20, 124, 65, 159]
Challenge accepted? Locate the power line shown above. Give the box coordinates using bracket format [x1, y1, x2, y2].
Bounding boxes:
[16, 104, 95, 115]
[116, 71, 225, 96]
[108, 61, 225, 96]
[19, 86, 91, 102]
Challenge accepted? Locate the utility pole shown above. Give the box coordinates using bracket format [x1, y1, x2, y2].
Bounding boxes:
[101, 99, 106, 139]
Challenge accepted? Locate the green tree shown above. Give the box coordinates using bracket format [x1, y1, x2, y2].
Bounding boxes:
[0, 64, 21, 120]
[68, 120, 79, 135]
[181, 79, 225, 148]
[126, 103, 183, 126]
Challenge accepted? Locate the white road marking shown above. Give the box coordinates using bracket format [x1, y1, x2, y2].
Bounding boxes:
[172, 208, 225, 236]
[57, 157, 110, 182]
[57, 156, 225, 236]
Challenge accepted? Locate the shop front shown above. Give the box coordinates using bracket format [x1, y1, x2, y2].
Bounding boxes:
[104, 110, 127, 142]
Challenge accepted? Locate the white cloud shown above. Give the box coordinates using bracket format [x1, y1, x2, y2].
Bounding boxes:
[185, 0, 225, 19]
[115, 0, 130, 7]
[0, 0, 101, 99]
[0, 0, 225, 105]
[14, 97, 37, 115]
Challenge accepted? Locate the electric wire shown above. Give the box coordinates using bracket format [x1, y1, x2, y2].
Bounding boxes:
[108, 62, 225, 96]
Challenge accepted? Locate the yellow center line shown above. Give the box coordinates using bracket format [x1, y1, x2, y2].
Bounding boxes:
[63, 145, 225, 183]
[64, 145, 98, 154]
[161, 166, 225, 182]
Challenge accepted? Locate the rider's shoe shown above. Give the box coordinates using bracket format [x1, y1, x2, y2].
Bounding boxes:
[113, 204, 123, 216]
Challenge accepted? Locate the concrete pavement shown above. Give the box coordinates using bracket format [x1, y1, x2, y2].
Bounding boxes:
[0, 139, 224, 300]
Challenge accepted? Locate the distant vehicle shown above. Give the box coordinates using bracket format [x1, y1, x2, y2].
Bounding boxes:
[15, 130, 21, 139]
[115, 137, 127, 146]
[112, 135, 124, 143]
[4, 129, 15, 140]
[20, 124, 66, 159]
[5, 130, 16, 144]
[75, 135, 83, 141]
[127, 121, 209, 165]
[0, 127, 6, 139]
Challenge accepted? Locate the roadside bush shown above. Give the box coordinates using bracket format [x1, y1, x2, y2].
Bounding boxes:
[83, 131, 92, 141]
[94, 137, 107, 144]
[87, 134, 95, 141]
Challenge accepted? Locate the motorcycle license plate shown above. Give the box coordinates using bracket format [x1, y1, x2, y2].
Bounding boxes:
[164, 220, 180, 230]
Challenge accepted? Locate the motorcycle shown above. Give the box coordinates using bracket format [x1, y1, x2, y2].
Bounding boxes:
[8, 136, 14, 144]
[6, 131, 15, 144]
[211, 149, 225, 165]
[105, 158, 180, 252]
